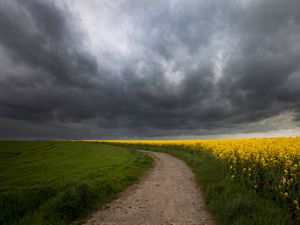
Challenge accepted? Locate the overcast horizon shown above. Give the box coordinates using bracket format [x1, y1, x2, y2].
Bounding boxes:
[1, 0, 300, 139]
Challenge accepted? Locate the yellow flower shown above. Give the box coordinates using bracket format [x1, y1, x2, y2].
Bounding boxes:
[98, 136, 300, 213]
[282, 177, 287, 184]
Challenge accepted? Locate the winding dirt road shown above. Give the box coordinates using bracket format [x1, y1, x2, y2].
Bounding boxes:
[83, 151, 215, 225]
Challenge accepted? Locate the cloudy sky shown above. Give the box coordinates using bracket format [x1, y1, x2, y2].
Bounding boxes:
[1, 0, 300, 139]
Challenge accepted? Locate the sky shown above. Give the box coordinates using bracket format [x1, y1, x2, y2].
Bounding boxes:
[0, 0, 300, 139]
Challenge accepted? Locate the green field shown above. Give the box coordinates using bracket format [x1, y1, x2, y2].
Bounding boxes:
[0, 141, 152, 225]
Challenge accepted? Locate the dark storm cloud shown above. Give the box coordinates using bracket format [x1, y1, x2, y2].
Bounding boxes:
[0, 0, 103, 121]
[0, 0, 100, 85]
[0, 0, 300, 138]
[218, 0, 300, 124]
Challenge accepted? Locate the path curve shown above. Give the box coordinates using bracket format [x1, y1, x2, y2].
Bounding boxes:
[83, 151, 215, 225]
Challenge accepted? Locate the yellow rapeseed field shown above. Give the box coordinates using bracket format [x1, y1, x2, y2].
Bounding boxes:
[95, 137, 300, 214]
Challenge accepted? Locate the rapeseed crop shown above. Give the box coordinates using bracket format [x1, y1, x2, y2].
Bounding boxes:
[97, 137, 300, 217]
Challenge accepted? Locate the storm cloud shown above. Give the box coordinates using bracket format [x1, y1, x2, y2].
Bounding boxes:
[0, 0, 300, 139]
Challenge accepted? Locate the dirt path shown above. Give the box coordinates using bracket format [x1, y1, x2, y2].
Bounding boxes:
[83, 151, 215, 225]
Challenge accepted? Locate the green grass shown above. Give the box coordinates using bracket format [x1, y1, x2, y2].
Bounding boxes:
[0, 141, 152, 225]
[108, 143, 295, 225]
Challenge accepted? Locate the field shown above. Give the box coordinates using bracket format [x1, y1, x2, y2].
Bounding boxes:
[0, 141, 152, 225]
[2, 138, 299, 225]
[96, 137, 300, 225]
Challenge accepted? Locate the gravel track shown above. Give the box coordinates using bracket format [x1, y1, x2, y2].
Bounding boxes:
[83, 151, 215, 225]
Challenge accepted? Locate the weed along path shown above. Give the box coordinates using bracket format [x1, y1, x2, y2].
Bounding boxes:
[83, 151, 215, 225]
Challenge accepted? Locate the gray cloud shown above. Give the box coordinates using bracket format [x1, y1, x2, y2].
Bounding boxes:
[0, 0, 300, 139]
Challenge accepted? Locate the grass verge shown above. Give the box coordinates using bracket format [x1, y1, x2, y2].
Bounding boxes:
[0, 141, 152, 225]
[109, 143, 295, 225]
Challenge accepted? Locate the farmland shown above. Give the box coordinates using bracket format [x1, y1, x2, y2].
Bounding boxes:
[96, 137, 300, 225]
[0, 141, 152, 225]
[2, 138, 299, 225]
